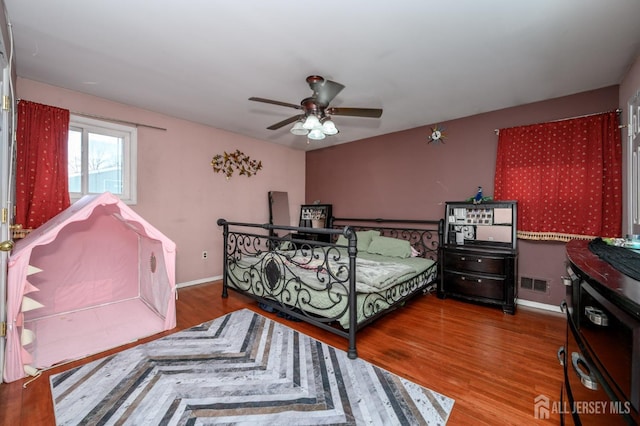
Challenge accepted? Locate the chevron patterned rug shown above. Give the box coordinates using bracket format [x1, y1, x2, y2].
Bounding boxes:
[50, 308, 454, 425]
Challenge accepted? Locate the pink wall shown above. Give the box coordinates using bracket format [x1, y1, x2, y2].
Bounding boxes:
[620, 54, 640, 114]
[306, 86, 620, 307]
[17, 53, 640, 305]
[619, 54, 640, 234]
[17, 78, 306, 285]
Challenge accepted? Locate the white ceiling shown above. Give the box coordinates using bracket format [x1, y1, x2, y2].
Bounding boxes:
[4, 1, 640, 151]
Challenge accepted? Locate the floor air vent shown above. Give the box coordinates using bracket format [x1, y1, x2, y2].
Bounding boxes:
[520, 276, 548, 293]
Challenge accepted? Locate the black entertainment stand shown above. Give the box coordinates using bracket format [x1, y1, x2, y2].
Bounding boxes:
[563, 240, 640, 425]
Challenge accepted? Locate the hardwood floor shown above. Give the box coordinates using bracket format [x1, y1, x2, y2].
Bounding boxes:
[0, 281, 566, 425]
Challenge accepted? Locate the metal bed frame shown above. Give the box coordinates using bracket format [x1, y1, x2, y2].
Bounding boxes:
[217, 217, 443, 358]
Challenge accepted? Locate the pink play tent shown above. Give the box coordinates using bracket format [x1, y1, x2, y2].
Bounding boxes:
[3, 192, 177, 382]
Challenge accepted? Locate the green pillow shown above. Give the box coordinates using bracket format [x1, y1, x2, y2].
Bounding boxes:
[336, 230, 380, 251]
[366, 235, 412, 258]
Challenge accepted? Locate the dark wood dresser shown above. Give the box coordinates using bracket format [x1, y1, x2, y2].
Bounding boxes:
[563, 240, 640, 425]
[439, 201, 518, 314]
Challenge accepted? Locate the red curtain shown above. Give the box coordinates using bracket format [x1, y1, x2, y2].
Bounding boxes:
[15, 100, 71, 229]
[494, 111, 622, 241]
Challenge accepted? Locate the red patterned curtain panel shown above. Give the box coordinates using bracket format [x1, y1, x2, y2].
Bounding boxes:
[494, 111, 622, 242]
[15, 100, 71, 229]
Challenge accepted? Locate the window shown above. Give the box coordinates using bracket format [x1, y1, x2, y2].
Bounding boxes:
[68, 115, 137, 204]
[494, 111, 622, 241]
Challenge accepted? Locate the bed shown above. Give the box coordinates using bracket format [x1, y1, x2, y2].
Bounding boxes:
[217, 217, 443, 358]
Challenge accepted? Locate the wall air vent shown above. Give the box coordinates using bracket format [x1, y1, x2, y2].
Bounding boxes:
[520, 276, 549, 293]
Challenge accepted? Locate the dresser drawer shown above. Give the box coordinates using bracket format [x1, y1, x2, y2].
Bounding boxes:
[443, 250, 506, 275]
[579, 282, 640, 413]
[443, 271, 505, 300]
[565, 307, 637, 425]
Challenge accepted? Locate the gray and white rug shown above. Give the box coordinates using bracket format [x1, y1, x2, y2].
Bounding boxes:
[50, 308, 454, 425]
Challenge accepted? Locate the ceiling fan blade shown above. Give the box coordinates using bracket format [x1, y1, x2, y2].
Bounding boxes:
[249, 97, 302, 110]
[327, 107, 383, 118]
[267, 115, 302, 130]
[306, 76, 345, 106]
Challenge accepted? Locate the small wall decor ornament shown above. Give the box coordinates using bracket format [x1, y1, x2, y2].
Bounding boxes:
[427, 124, 446, 144]
[211, 149, 263, 179]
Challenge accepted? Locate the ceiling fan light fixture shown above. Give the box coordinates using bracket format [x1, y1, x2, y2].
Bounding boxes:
[302, 114, 320, 130]
[308, 128, 326, 140]
[250, 75, 382, 143]
[321, 118, 338, 135]
[290, 120, 309, 135]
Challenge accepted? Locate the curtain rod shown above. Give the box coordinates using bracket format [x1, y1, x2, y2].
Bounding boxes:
[16, 99, 167, 131]
[494, 108, 624, 135]
[70, 111, 167, 131]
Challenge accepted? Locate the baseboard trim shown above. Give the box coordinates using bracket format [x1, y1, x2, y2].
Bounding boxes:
[176, 280, 564, 314]
[517, 298, 563, 313]
[177, 275, 222, 289]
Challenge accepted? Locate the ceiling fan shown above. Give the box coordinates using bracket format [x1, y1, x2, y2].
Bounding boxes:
[248, 75, 383, 140]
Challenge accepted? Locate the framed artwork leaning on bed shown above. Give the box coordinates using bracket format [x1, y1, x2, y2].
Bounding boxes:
[299, 204, 332, 228]
[296, 204, 333, 243]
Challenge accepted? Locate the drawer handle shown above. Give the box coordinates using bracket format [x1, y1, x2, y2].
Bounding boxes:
[571, 352, 598, 391]
[557, 346, 565, 366]
[458, 256, 483, 263]
[585, 306, 609, 327]
[566, 265, 577, 280]
[460, 276, 482, 283]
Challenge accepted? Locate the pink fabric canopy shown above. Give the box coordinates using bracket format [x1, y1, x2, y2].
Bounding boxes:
[3, 192, 177, 383]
